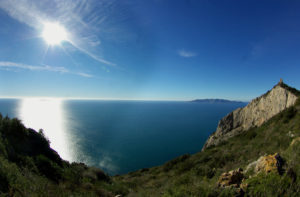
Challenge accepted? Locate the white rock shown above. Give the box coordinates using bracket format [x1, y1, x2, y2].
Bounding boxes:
[202, 83, 298, 150]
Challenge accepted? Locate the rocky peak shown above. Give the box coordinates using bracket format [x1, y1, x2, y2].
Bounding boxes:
[202, 81, 299, 150]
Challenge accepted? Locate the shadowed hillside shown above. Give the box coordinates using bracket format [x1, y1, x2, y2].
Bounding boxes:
[0, 114, 128, 196]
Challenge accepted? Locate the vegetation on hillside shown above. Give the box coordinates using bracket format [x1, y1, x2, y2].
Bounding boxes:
[116, 97, 300, 196]
[0, 83, 299, 196]
[0, 114, 128, 196]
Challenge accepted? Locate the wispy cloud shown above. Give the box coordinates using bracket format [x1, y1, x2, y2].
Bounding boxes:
[0, 0, 116, 66]
[0, 61, 93, 78]
[77, 72, 93, 78]
[178, 49, 197, 58]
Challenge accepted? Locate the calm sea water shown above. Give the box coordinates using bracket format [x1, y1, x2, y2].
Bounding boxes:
[0, 98, 245, 175]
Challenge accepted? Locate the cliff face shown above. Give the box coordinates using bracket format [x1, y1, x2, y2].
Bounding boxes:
[202, 82, 299, 150]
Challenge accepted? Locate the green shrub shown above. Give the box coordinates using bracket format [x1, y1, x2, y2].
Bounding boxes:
[174, 174, 191, 186]
[244, 129, 257, 139]
[164, 185, 193, 197]
[283, 107, 297, 123]
[176, 159, 194, 173]
[0, 139, 7, 157]
[196, 165, 215, 178]
[0, 171, 9, 192]
[244, 173, 293, 196]
[102, 181, 129, 196]
[163, 154, 190, 172]
[35, 155, 62, 182]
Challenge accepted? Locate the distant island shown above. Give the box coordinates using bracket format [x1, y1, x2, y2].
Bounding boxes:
[191, 98, 247, 104]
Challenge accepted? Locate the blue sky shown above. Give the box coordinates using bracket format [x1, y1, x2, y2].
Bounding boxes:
[1, 0, 300, 101]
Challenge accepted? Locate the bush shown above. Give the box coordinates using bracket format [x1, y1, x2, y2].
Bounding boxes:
[283, 107, 297, 123]
[244, 129, 257, 139]
[244, 173, 293, 196]
[196, 165, 215, 178]
[35, 155, 62, 182]
[174, 174, 191, 186]
[176, 159, 194, 173]
[0, 172, 9, 192]
[163, 154, 190, 172]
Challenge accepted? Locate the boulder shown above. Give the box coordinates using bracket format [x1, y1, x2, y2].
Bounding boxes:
[218, 168, 244, 188]
[254, 153, 283, 174]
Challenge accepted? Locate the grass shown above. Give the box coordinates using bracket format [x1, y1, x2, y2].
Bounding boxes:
[116, 97, 300, 196]
[0, 84, 300, 196]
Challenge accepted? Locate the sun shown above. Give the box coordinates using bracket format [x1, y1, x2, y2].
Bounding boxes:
[42, 22, 67, 45]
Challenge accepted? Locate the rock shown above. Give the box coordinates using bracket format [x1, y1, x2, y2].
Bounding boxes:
[202, 82, 298, 150]
[245, 160, 258, 173]
[245, 153, 284, 176]
[254, 153, 283, 174]
[291, 137, 300, 146]
[218, 168, 244, 188]
[287, 131, 295, 138]
[115, 195, 122, 197]
[240, 181, 248, 191]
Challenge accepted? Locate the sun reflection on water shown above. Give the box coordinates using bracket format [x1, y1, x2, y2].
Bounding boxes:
[18, 98, 72, 161]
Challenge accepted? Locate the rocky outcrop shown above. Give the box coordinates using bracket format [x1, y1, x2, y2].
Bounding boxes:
[255, 153, 283, 174]
[218, 153, 284, 195]
[217, 168, 244, 188]
[245, 153, 284, 174]
[202, 81, 298, 150]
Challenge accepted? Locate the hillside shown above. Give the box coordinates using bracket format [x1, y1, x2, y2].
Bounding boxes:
[0, 82, 300, 196]
[0, 115, 128, 196]
[115, 82, 300, 196]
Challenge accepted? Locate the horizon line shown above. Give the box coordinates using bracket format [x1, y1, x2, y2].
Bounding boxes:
[0, 96, 250, 102]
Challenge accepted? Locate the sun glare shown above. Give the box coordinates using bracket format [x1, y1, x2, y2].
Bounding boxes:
[42, 22, 67, 45]
[18, 98, 72, 161]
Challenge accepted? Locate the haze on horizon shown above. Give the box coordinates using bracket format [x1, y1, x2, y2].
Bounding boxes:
[1, 0, 300, 101]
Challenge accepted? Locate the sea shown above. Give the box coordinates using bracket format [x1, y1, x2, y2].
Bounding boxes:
[0, 98, 246, 175]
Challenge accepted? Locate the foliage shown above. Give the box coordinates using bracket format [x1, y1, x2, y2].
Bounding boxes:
[0, 84, 300, 196]
[0, 114, 125, 196]
[116, 86, 300, 196]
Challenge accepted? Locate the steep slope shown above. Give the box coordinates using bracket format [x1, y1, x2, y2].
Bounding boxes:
[0, 115, 128, 196]
[116, 82, 300, 197]
[1, 82, 300, 196]
[202, 81, 299, 150]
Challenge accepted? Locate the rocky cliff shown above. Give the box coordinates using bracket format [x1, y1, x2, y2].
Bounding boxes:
[202, 81, 299, 150]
